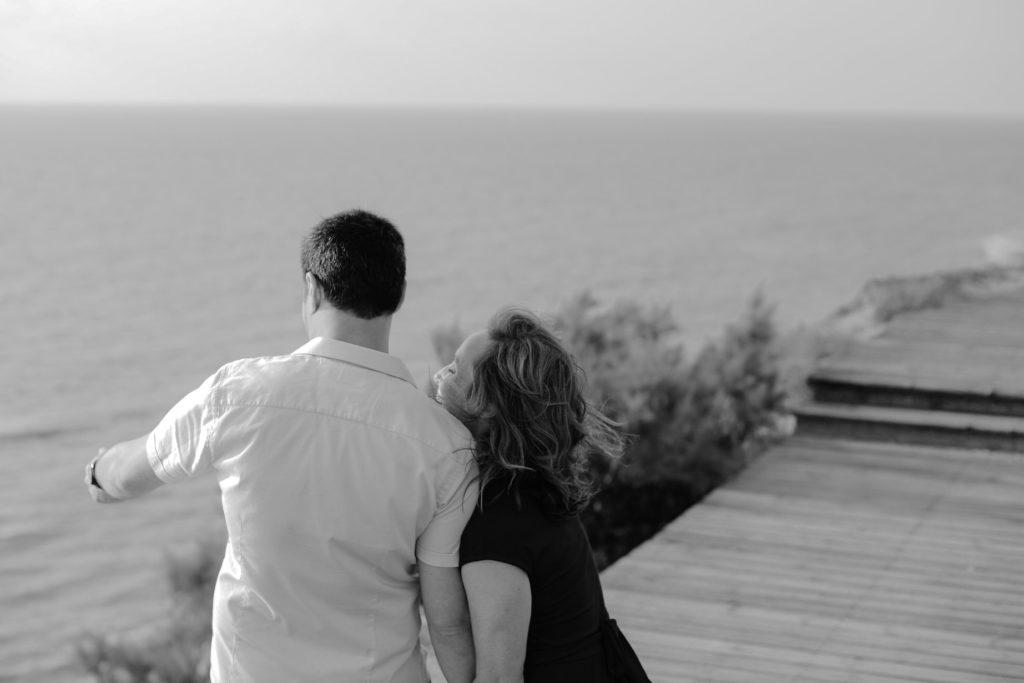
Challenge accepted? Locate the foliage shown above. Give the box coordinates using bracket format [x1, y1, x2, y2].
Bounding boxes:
[429, 319, 465, 371]
[648, 291, 785, 487]
[433, 291, 787, 568]
[565, 292, 785, 566]
[76, 538, 223, 683]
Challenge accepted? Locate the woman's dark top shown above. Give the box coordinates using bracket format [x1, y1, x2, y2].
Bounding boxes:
[459, 476, 611, 683]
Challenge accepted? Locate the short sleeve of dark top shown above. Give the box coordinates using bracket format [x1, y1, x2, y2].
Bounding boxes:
[459, 477, 611, 683]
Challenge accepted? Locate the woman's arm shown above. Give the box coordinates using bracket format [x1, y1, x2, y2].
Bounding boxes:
[419, 561, 475, 683]
[461, 560, 531, 683]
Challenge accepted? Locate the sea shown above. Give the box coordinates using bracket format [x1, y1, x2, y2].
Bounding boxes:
[1, 106, 1023, 681]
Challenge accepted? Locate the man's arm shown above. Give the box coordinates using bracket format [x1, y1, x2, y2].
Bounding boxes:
[85, 434, 164, 503]
[419, 561, 475, 683]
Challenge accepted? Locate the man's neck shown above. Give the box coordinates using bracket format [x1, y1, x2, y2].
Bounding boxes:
[307, 310, 393, 354]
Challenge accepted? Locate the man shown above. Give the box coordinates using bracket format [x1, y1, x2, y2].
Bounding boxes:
[84, 210, 478, 683]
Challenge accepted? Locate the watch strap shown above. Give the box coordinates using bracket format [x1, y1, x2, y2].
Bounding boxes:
[89, 456, 105, 491]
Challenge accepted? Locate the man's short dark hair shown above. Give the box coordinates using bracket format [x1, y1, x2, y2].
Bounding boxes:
[301, 210, 406, 319]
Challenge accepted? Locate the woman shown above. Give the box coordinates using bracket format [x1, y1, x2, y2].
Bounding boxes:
[433, 308, 625, 682]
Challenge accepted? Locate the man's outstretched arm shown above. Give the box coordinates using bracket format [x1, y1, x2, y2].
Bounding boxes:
[419, 561, 475, 683]
[85, 435, 164, 503]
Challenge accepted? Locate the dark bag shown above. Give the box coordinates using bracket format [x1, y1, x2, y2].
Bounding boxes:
[600, 611, 652, 682]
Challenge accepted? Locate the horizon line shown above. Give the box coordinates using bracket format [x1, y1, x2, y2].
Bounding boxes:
[1, 101, 1023, 122]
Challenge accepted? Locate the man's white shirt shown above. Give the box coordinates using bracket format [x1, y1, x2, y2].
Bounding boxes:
[147, 337, 477, 682]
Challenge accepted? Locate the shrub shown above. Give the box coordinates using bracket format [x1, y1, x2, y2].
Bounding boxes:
[429, 319, 465, 371]
[568, 292, 785, 566]
[653, 291, 785, 487]
[555, 292, 685, 474]
[76, 537, 223, 683]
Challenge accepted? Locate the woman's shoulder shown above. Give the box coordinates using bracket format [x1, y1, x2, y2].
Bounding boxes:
[478, 473, 561, 515]
[464, 476, 563, 541]
[460, 479, 540, 571]
[471, 478, 532, 524]
[461, 477, 594, 576]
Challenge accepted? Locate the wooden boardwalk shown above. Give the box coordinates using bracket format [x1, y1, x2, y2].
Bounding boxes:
[603, 292, 1024, 682]
[602, 438, 1024, 682]
[812, 290, 1024, 403]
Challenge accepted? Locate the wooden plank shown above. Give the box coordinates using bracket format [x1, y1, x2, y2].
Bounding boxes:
[895, 306, 1024, 327]
[607, 598, 1024, 682]
[620, 627, 1015, 683]
[823, 351, 1024, 379]
[610, 569, 1024, 633]
[602, 434, 1024, 682]
[611, 557, 1022, 630]
[813, 358, 1024, 389]
[809, 366, 1021, 397]
[794, 402, 1024, 432]
[606, 588, 1024, 656]
[840, 335, 1024, 359]
[883, 312, 1024, 336]
[653, 515, 1024, 572]
[814, 360, 1018, 388]
[881, 323, 1024, 348]
[820, 345, 1016, 372]
[605, 591, 1023, 668]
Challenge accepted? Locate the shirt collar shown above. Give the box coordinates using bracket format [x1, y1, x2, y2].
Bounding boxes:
[293, 337, 417, 386]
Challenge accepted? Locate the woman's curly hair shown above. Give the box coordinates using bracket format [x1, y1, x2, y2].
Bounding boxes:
[463, 308, 624, 516]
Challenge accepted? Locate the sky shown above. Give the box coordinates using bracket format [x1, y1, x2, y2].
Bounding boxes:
[1, 0, 1022, 116]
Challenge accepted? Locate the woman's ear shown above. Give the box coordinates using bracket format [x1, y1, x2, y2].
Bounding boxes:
[465, 414, 492, 440]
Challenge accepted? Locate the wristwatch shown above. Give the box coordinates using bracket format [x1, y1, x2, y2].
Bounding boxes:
[89, 456, 105, 491]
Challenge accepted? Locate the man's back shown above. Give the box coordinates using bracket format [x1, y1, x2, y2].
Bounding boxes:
[146, 338, 476, 682]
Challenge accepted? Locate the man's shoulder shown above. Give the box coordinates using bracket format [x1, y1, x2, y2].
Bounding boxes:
[201, 353, 295, 389]
[201, 352, 472, 454]
[184, 353, 318, 410]
[385, 382, 474, 454]
[205, 352, 291, 376]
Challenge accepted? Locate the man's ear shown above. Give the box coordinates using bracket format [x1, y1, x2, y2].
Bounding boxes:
[304, 272, 323, 313]
[396, 280, 407, 310]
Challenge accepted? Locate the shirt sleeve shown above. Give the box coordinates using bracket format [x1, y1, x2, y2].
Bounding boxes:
[458, 497, 533, 575]
[145, 372, 220, 483]
[416, 454, 480, 568]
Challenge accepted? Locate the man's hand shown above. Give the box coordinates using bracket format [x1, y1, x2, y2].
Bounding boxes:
[85, 448, 120, 503]
[84, 436, 164, 503]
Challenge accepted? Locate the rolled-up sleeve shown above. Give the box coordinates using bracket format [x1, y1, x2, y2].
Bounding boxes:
[146, 374, 219, 483]
[416, 455, 479, 568]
